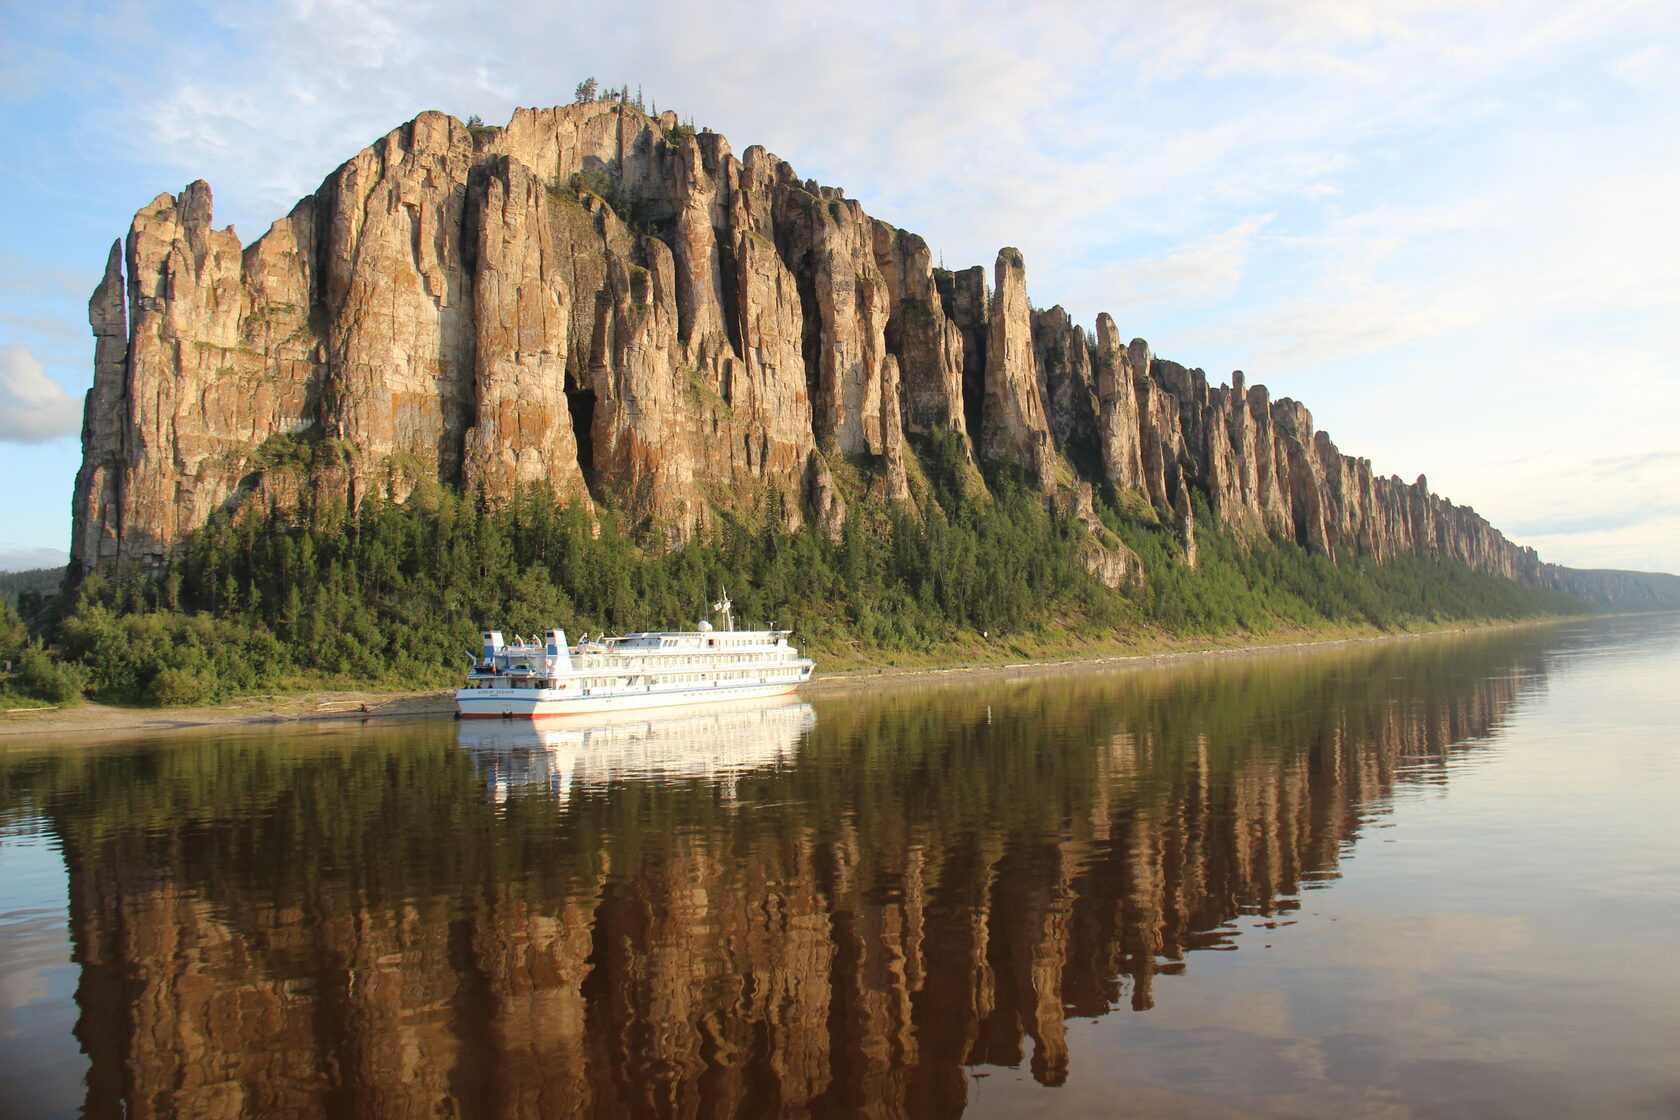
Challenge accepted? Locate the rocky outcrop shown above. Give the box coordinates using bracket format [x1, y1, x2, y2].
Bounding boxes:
[773, 185, 891, 457]
[462, 156, 589, 506]
[1031, 305, 1099, 470]
[73, 100, 1563, 593]
[935, 265, 990, 444]
[1092, 315, 1142, 493]
[72, 242, 128, 568]
[979, 249, 1057, 489]
[77, 181, 323, 569]
[873, 224, 966, 438]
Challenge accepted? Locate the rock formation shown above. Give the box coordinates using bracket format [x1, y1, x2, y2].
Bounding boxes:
[74, 100, 1560, 593]
[979, 248, 1056, 488]
[462, 156, 589, 506]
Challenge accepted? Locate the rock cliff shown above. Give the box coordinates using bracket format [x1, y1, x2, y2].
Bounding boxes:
[74, 99, 1554, 591]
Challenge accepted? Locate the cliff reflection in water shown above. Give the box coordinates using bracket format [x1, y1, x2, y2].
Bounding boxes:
[40, 630, 1542, 1118]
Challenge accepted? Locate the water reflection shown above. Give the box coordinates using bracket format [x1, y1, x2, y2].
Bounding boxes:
[1, 626, 1564, 1117]
[459, 698, 816, 805]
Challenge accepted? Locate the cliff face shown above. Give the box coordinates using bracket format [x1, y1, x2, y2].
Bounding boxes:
[74, 100, 1547, 588]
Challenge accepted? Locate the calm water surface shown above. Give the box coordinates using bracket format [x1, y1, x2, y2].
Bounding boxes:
[1, 614, 1677, 1118]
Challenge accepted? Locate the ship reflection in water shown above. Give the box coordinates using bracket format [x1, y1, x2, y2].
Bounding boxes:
[5, 617, 1679, 1118]
[457, 697, 817, 805]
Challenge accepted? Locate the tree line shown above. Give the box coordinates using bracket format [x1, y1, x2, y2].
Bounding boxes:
[1, 432, 1584, 708]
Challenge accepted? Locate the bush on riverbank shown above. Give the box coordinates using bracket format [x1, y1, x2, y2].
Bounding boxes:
[0, 601, 25, 664]
[58, 606, 292, 706]
[1, 646, 85, 709]
[1, 601, 84, 709]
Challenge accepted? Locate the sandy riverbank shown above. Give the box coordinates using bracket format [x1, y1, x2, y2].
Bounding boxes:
[0, 617, 1571, 744]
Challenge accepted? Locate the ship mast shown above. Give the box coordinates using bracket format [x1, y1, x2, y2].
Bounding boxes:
[712, 591, 734, 632]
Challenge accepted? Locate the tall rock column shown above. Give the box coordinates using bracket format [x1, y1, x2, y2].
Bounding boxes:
[877, 355, 912, 504]
[318, 111, 478, 499]
[774, 185, 890, 455]
[1271, 399, 1333, 556]
[935, 265, 989, 446]
[669, 131, 734, 366]
[980, 248, 1055, 487]
[1129, 339, 1178, 511]
[104, 182, 319, 566]
[590, 231, 696, 535]
[719, 204, 818, 530]
[871, 223, 966, 437]
[1093, 314, 1144, 493]
[1174, 478, 1198, 568]
[1202, 375, 1253, 532]
[1408, 474, 1440, 560]
[1031, 306, 1099, 462]
[462, 156, 591, 506]
[116, 184, 242, 563]
[71, 242, 129, 572]
[1244, 382, 1291, 533]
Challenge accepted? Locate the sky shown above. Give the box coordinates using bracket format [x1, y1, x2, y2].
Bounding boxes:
[1, 0, 1675, 574]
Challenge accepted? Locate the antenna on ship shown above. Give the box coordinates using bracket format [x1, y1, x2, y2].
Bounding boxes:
[712, 590, 734, 632]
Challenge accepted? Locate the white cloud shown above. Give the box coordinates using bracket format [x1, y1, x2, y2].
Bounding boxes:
[1519, 513, 1680, 574]
[1177, 292, 1478, 372]
[0, 249, 97, 373]
[1077, 214, 1276, 309]
[1609, 42, 1668, 87]
[0, 344, 82, 443]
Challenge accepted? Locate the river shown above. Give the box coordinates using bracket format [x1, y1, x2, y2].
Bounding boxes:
[1, 614, 1676, 1118]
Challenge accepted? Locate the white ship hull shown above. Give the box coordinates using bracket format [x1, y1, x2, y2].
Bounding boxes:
[458, 611, 813, 721]
[456, 677, 804, 719]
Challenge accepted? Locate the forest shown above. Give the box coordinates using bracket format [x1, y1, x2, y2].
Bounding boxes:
[2, 434, 1586, 708]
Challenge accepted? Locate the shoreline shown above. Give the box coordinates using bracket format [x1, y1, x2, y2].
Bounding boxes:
[0, 616, 1579, 744]
[801, 615, 1582, 697]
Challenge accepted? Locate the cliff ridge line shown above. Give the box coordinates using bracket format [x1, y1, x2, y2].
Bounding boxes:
[74, 99, 1558, 596]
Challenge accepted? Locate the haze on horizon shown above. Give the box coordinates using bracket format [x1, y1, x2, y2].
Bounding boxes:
[1, 0, 1675, 576]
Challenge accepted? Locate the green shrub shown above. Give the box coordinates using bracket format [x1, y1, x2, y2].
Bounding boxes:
[10, 647, 84, 706]
[59, 605, 292, 706]
[0, 601, 26, 663]
[145, 666, 213, 707]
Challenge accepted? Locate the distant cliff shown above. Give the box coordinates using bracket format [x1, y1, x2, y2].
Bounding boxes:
[69, 100, 1660, 603]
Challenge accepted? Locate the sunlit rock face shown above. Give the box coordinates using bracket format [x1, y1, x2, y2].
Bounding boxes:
[979, 248, 1056, 488]
[74, 101, 1547, 588]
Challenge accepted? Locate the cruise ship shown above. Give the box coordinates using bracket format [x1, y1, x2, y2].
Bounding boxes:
[456, 597, 815, 718]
